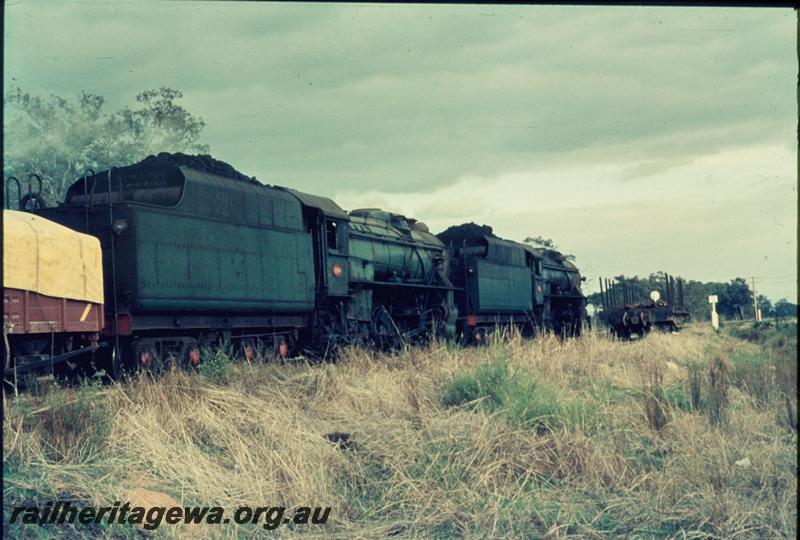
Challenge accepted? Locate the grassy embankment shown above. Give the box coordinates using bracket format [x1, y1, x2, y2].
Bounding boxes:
[3, 323, 797, 538]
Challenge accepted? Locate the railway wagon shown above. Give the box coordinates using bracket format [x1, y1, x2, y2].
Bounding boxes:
[597, 275, 690, 338]
[3, 210, 104, 377]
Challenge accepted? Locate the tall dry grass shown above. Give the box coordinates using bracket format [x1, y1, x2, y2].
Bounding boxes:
[3, 324, 796, 538]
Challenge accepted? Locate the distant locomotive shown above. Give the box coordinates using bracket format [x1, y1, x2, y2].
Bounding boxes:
[4, 153, 586, 378]
[437, 223, 586, 342]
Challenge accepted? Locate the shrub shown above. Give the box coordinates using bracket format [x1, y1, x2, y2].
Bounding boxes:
[443, 358, 509, 410]
[442, 358, 590, 431]
[728, 350, 772, 406]
[199, 347, 232, 384]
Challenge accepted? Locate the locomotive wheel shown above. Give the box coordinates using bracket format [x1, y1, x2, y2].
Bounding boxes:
[137, 339, 187, 375]
[241, 339, 257, 362]
[185, 344, 201, 369]
[139, 345, 168, 375]
[472, 327, 489, 346]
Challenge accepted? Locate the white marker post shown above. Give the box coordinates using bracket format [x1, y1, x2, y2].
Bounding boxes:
[708, 295, 719, 330]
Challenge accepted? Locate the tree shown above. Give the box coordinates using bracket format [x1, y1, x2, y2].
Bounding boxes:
[773, 298, 798, 319]
[757, 295, 773, 318]
[4, 87, 209, 204]
[718, 278, 753, 320]
[523, 235, 575, 261]
[523, 236, 557, 249]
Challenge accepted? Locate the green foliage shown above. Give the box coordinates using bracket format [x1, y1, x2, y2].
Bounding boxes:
[728, 322, 798, 430]
[757, 295, 773, 318]
[443, 358, 509, 410]
[662, 384, 693, 413]
[772, 298, 798, 319]
[728, 350, 772, 406]
[38, 376, 111, 461]
[717, 277, 753, 319]
[523, 235, 557, 249]
[443, 358, 591, 431]
[522, 235, 576, 261]
[4, 86, 209, 203]
[199, 347, 232, 384]
[729, 320, 797, 348]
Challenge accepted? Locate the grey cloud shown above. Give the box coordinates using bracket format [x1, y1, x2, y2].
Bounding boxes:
[7, 5, 793, 195]
[4, 3, 796, 297]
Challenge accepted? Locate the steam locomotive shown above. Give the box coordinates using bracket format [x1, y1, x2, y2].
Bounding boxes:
[3, 154, 586, 378]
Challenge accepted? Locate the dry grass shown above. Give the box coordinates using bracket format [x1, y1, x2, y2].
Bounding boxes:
[3, 324, 796, 538]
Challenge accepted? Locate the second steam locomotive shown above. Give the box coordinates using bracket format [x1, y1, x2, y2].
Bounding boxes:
[4, 153, 586, 377]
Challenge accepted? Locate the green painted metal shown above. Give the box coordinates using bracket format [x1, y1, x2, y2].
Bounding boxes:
[326, 254, 349, 297]
[125, 169, 314, 313]
[51, 166, 317, 314]
[469, 260, 533, 313]
[348, 210, 444, 284]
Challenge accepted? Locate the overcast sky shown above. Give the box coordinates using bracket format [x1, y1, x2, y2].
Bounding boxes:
[5, 2, 797, 301]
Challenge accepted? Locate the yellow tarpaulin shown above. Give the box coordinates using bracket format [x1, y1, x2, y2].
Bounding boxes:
[3, 210, 104, 304]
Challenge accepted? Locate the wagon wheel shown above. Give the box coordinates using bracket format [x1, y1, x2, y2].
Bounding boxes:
[472, 327, 489, 346]
[275, 337, 291, 359]
[138, 343, 175, 375]
[240, 339, 257, 363]
[660, 321, 678, 333]
[138, 345, 160, 373]
[184, 343, 201, 369]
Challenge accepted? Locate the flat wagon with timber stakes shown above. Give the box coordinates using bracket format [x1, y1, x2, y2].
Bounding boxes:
[597, 273, 690, 339]
[3, 210, 105, 383]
